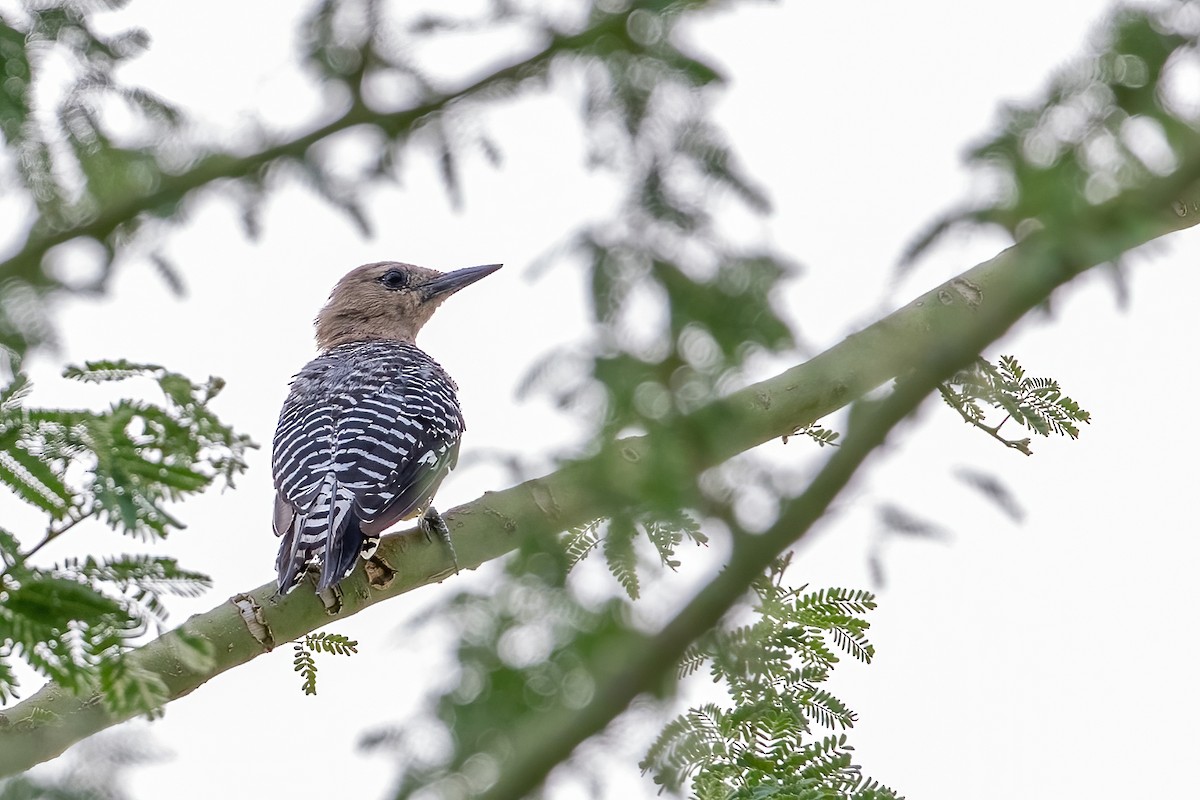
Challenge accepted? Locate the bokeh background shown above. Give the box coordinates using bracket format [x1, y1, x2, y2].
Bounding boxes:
[4, 0, 1199, 797]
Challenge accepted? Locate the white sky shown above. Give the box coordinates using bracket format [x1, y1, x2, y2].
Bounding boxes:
[6, 0, 1200, 798]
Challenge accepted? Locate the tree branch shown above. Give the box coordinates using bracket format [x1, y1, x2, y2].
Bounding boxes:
[471, 181, 1200, 799]
[937, 385, 1033, 455]
[0, 13, 631, 290]
[1, 185, 1197, 778]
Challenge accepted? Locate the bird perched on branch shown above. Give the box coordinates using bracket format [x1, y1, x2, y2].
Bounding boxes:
[271, 261, 501, 594]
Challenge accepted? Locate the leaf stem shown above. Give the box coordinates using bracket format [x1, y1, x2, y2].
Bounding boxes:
[24, 508, 94, 563]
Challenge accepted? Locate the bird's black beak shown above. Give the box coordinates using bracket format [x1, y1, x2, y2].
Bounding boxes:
[420, 263, 502, 301]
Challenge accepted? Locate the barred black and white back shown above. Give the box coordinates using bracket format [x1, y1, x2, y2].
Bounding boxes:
[271, 339, 464, 593]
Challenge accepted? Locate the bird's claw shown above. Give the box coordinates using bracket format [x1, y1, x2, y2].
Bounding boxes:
[420, 506, 459, 574]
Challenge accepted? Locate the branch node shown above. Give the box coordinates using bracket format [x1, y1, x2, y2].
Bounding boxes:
[527, 483, 559, 521]
[950, 278, 983, 307]
[365, 555, 396, 590]
[230, 593, 275, 651]
[317, 584, 343, 615]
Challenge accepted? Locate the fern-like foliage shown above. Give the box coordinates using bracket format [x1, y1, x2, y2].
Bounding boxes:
[0, 361, 252, 716]
[641, 558, 901, 799]
[644, 510, 708, 571]
[784, 422, 841, 448]
[293, 632, 359, 696]
[570, 510, 709, 599]
[939, 355, 1090, 455]
[563, 519, 603, 569]
[603, 514, 641, 600]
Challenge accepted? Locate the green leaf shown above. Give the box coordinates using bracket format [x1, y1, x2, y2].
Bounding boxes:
[564, 520, 602, 568]
[0, 445, 73, 518]
[642, 579, 891, 798]
[939, 355, 1090, 453]
[0, 373, 32, 411]
[603, 516, 640, 600]
[305, 632, 359, 656]
[291, 632, 359, 696]
[0, 357, 251, 707]
[4, 575, 128, 626]
[99, 654, 169, 718]
[63, 360, 164, 383]
[0, 653, 20, 705]
[0, 526, 21, 569]
[294, 644, 318, 696]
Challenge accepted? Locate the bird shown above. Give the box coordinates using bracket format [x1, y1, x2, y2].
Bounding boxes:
[271, 260, 501, 594]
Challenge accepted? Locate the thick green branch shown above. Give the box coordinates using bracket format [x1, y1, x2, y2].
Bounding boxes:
[471, 187, 1200, 799]
[1, 187, 1197, 778]
[474, 244, 1086, 800]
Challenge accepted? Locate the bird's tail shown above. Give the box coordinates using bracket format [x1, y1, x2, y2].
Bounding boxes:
[276, 474, 364, 594]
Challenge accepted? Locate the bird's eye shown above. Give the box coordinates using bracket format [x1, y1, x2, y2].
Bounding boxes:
[379, 269, 408, 290]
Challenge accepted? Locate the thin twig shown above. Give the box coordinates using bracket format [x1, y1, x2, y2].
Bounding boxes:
[0, 15, 631, 290]
[24, 509, 94, 562]
[938, 385, 1032, 455]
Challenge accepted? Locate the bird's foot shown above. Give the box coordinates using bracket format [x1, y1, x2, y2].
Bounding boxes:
[420, 506, 459, 575]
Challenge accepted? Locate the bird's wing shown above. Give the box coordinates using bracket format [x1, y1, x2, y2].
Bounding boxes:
[336, 373, 464, 532]
[271, 347, 464, 591]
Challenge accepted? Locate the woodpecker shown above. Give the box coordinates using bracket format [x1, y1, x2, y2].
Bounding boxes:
[271, 261, 501, 594]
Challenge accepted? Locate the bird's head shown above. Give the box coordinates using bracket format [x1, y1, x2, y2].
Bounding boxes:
[315, 261, 502, 349]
